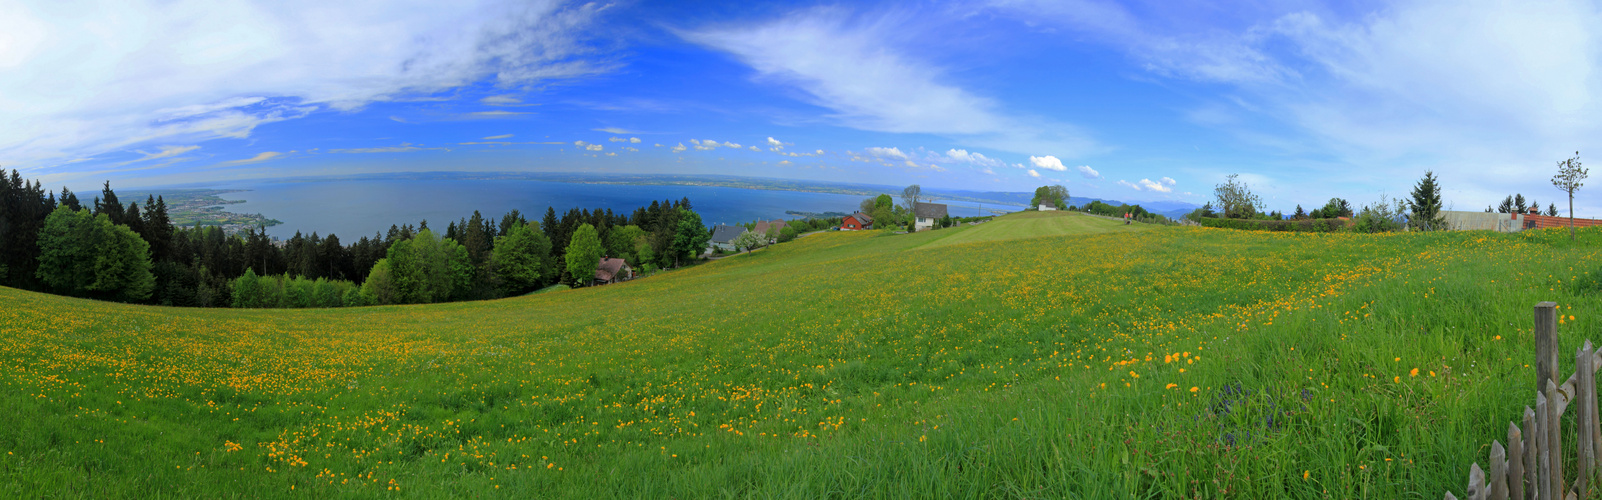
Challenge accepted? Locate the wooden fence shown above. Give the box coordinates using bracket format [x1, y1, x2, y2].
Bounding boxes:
[1446, 302, 1598, 500]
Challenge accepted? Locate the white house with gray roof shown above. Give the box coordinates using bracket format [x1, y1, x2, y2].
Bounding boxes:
[708, 224, 747, 252]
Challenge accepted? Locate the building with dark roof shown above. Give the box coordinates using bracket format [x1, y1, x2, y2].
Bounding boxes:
[708, 224, 747, 252]
[914, 202, 948, 231]
[841, 212, 874, 230]
[594, 257, 632, 285]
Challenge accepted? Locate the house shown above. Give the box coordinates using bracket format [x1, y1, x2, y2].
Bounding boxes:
[708, 224, 747, 252]
[914, 202, 948, 231]
[841, 212, 874, 230]
[1038, 202, 1058, 211]
[753, 219, 788, 242]
[594, 257, 632, 285]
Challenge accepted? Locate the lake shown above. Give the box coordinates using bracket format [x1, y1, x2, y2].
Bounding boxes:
[212, 179, 1019, 240]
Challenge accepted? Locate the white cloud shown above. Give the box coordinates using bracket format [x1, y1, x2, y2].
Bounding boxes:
[459, 110, 532, 119]
[608, 137, 627, 142]
[691, 139, 720, 151]
[215, 151, 282, 167]
[997, 0, 1602, 213]
[943, 149, 1006, 169]
[864, 146, 908, 159]
[1137, 178, 1172, 193]
[748, 145, 760, 151]
[670, 143, 687, 153]
[605, 152, 616, 156]
[778, 160, 793, 165]
[1160, 177, 1176, 186]
[629, 137, 641, 143]
[480, 95, 527, 106]
[330, 143, 449, 154]
[0, 0, 609, 170]
[814, 149, 824, 155]
[1117, 179, 1139, 190]
[585, 144, 603, 151]
[594, 127, 634, 134]
[1028, 169, 1041, 178]
[482, 134, 513, 140]
[622, 146, 638, 152]
[1077, 165, 1101, 179]
[1028, 155, 1068, 171]
[767, 137, 784, 148]
[680, 7, 1096, 156]
[132, 145, 200, 162]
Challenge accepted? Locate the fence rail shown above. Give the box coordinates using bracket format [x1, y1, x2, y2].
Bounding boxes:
[1447, 302, 1600, 500]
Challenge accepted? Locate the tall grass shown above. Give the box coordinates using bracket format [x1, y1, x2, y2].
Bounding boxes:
[1, 214, 1598, 498]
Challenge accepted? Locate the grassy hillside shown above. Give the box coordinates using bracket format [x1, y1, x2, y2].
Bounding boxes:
[914, 210, 1147, 249]
[3, 212, 1601, 498]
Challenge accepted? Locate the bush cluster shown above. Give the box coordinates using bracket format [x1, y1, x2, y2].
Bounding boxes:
[1197, 217, 1347, 233]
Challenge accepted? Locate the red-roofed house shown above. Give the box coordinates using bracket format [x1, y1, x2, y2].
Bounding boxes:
[841, 212, 874, 230]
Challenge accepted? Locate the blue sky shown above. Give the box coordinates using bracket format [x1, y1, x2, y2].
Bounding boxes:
[3, 0, 1600, 214]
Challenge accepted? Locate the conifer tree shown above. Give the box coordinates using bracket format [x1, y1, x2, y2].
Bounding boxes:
[95, 181, 124, 225]
[1407, 170, 1446, 231]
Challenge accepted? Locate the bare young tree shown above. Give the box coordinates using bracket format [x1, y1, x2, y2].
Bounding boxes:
[1552, 151, 1589, 241]
[901, 184, 923, 212]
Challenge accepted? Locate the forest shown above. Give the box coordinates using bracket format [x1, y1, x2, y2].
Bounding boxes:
[0, 169, 721, 308]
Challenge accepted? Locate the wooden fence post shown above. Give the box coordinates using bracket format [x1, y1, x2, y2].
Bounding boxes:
[1548, 379, 1565, 499]
[1490, 440, 1508, 499]
[1509, 422, 1525, 500]
[1526, 406, 1539, 500]
[1537, 302, 1559, 394]
[1540, 392, 1552, 500]
[1579, 342, 1596, 497]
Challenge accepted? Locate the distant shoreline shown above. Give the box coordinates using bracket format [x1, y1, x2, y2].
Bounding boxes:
[157, 171, 1040, 208]
[119, 188, 283, 234]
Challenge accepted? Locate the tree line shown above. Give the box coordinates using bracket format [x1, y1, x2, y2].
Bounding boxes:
[1190, 152, 1588, 238]
[0, 169, 716, 308]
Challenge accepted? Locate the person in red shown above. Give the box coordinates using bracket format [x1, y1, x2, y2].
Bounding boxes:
[1124, 212, 1131, 225]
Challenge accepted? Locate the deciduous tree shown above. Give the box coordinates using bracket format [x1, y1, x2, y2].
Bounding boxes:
[492, 222, 552, 295]
[669, 209, 710, 267]
[1552, 151, 1589, 240]
[565, 223, 604, 286]
[1214, 174, 1262, 219]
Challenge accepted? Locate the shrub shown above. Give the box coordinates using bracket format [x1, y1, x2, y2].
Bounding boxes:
[1198, 217, 1347, 232]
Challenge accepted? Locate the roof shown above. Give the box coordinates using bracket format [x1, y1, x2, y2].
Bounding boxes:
[753, 219, 787, 235]
[595, 257, 630, 282]
[848, 212, 874, 224]
[914, 202, 948, 219]
[759, 217, 791, 233]
[710, 224, 746, 244]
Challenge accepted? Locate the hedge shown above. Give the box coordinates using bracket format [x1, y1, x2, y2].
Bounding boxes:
[1197, 217, 1347, 232]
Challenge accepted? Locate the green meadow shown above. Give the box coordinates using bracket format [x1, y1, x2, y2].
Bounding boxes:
[3, 211, 1600, 498]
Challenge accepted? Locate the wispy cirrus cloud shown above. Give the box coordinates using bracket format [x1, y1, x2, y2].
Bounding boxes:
[0, 0, 610, 172]
[680, 6, 1097, 158]
[458, 110, 534, 119]
[993, 0, 1602, 211]
[329, 143, 450, 154]
[215, 151, 284, 167]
